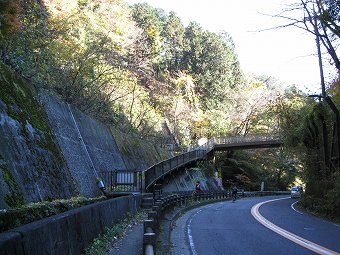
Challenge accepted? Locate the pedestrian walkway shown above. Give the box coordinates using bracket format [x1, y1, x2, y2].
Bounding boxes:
[107, 221, 144, 255]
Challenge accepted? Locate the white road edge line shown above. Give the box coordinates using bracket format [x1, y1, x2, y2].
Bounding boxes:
[251, 197, 340, 255]
[291, 201, 340, 228]
[187, 209, 202, 255]
[291, 201, 304, 215]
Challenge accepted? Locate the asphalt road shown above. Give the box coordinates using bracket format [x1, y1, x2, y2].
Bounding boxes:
[170, 195, 340, 255]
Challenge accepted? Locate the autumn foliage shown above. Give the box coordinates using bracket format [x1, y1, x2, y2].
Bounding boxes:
[0, 0, 21, 36]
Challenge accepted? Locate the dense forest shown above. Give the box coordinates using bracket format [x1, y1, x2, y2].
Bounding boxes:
[0, 0, 339, 219]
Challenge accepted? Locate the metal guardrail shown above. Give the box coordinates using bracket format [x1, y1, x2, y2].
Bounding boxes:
[145, 135, 280, 192]
[99, 170, 144, 193]
[142, 190, 289, 255]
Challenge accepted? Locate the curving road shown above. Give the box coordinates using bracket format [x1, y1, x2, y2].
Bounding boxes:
[170, 196, 340, 255]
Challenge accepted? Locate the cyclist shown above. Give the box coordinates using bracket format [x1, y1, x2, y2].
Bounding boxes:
[231, 184, 238, 202]
[195, 181, 201, 193]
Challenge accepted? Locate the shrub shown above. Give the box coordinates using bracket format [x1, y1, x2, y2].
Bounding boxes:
[84, 211, 146, 255]
[299, 172, 340, 223]
[0, 196, 106, 232]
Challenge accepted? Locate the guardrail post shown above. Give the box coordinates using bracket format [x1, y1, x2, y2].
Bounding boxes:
[144, 219, 155, 232]
[172, 195, 177, 207]
[185, 193, 190, 205]
[178, 194, 182, 206]
[176, 194, 181, 206]
[152, 203, 160, 211]
[167, 196, 172, 208]
[144, 232, 156, 255]
[148, 211, 158, 223]
[155, 201, 162, 209]
[162, 198, 167, 210]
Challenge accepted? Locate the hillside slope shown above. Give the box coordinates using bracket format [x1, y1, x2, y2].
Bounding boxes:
[0, 62, 168, 209]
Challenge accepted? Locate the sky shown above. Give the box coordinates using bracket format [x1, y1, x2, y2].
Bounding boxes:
[125, 0, 333, 94]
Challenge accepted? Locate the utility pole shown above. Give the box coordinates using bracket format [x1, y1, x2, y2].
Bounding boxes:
[313, 10, 326, 96]
[313, 8, 339, 171]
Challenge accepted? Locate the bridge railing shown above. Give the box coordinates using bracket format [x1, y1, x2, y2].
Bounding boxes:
[197, 138, 215, 152]
[144, 134, 280, 192]
[213, 134, 280, 145]
[145, 149, 206, 191]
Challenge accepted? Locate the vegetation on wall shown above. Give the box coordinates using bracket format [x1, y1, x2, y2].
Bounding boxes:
[1, 163, 24, 208]
[0, 196, 107, 233]
[84, 210, 146, 255]
[0, 61, 75, 208]
[110, 127, 169, 166]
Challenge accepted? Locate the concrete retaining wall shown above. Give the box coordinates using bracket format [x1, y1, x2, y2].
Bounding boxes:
[162, 168, 210, 192]
[110, 128, 170, 172]
[0, 85, 77, 208]
[40, 91, 127, 197]
[0, 195, 142, 255]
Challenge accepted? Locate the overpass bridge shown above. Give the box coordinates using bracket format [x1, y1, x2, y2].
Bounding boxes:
[144, 135, 281, 192]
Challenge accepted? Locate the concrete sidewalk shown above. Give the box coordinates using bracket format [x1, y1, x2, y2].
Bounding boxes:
[107, 221, 144, 255]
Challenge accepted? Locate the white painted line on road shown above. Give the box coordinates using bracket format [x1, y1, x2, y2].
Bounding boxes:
[251, 197, 340, 255]
[187, 209, 202, 255]
[291, 201, 340, 229]
[291, 201, 304, 215]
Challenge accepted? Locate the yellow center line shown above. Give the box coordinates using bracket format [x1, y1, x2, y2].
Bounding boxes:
[251, 197, 340, 255]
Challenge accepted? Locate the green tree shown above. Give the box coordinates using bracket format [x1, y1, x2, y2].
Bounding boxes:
[182, 22, 242, 107]
[130, 3, 165, 73]
[216, 149, 297, 191]
[161, 11, 185, 73]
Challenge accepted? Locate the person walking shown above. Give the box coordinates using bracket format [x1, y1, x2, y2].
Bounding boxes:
[231, 184, 238, 202]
